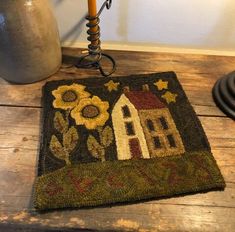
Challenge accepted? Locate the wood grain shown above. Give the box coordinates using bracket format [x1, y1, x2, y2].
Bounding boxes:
[1, 48, 234, 117]
[0, 48, 234, 231]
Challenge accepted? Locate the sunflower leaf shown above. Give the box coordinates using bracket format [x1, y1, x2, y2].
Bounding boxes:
[87, 135, 105, 161]
[63, 126, 79, 153]
[49, 135, 70, 165]
[100, 126, 114, 148]
[54, 111, 69, 134]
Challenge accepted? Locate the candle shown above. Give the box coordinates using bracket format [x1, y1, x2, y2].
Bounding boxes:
[88, 0, 97, 18]
[88, 0, 98, 47]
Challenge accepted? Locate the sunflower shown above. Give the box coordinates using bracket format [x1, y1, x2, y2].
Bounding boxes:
[52, 84, 91, 110]
[71, 96, 109, 130]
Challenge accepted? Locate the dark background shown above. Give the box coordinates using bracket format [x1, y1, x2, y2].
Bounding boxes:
[38, 72, 210, 176]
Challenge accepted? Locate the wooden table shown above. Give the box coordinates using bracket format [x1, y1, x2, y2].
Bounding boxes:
[0, 48, 234, 231]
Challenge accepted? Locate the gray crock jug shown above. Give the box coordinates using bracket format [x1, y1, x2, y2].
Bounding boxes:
[0, 0, 62, 83]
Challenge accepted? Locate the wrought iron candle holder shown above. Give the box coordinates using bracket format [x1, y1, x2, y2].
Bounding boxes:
[76, 0, 116, 77]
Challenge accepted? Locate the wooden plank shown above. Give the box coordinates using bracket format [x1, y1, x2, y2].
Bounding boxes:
[0, 107, 232, 152]
[0, 181, 234, 212]
[0, 48, 232, 116]
[0, 73, 225, 116]
[62, 48, 235, 76]
[0, 204, 234, 231]
[0, 153, 234, 211]
[0, 143, 234, 205]
[200, 117, 235, 148]
[0, 106, 234, 227]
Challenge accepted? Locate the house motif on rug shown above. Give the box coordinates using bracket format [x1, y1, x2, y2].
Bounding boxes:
[112, 85, 185, 160]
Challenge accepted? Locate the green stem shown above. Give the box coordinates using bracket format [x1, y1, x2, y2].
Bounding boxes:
[101, 155, 106, 162]
[97, 126, 103, 145]
[65, 158, 71, 166]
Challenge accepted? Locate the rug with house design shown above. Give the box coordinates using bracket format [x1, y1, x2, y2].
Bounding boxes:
[34, 72, 225, 210]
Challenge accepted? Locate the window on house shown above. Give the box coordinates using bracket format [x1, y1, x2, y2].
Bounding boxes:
[146, 119, 155, 132]
[167, 134, 176, 147]
[125, 122, 135, 135]
[153, 136, 161, 149]
[122, 105, 131, 118]
[159, 116, 168, 130]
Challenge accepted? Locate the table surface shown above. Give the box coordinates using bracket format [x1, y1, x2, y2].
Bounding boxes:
[0, 48, 234, 232]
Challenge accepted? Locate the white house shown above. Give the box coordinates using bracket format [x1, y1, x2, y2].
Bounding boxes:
[112, 85, 185, 160]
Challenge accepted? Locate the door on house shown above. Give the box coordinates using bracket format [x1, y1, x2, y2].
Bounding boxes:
[129, 138, 142, 159]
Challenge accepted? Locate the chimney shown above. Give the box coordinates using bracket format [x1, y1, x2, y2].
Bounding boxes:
[123, 86, 130, 93]
[142, 84, 149, 91]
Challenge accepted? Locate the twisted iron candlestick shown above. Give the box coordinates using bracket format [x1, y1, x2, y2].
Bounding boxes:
[76, 0, 116, 77]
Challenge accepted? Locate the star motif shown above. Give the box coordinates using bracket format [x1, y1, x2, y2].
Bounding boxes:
[154, 79, 168, 91]
[104, 80, 120, 92]
[161, 91, 178, 104]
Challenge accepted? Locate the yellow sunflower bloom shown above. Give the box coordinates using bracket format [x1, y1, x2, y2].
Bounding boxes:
[52, 84, 91, 110]
[71, 96, 109, 130]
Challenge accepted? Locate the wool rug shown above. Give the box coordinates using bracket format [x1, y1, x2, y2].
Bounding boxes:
[34, 72, 225, 210]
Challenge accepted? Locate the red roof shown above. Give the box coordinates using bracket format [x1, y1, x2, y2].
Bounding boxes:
[125, 91, 166, 110]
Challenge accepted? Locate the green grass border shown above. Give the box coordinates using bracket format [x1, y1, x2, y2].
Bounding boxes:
[34, 150, 225, 210]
